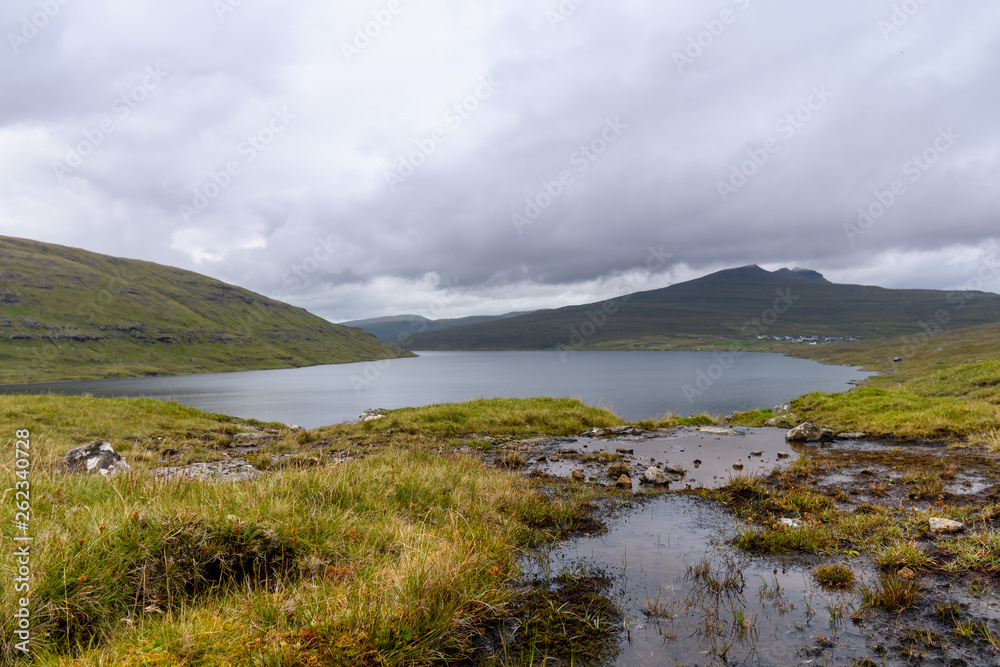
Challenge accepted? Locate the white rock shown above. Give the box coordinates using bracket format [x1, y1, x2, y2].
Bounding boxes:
[929, 517, 965, 534]
[642, 466, 670, 485]
[785, 422, 834, 443]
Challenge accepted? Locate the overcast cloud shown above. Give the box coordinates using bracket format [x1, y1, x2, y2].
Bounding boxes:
[1, 1, 998, 322]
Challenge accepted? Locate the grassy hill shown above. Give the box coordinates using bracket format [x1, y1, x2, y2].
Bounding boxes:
[731, 320, 1000, 440]
[0, 236, 411, 383]
[404, 265, 1000, 351]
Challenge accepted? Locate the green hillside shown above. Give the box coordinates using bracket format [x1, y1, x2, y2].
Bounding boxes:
[0, 236, 411, 383]
[404, 265, 1000, 350]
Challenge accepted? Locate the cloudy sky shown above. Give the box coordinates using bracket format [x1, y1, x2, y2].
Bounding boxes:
[1, 1, 998, 323]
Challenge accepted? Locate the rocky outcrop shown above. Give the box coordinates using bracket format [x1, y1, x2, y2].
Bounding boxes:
[58, 441, 132, 476]
[785, 422, 834, 443]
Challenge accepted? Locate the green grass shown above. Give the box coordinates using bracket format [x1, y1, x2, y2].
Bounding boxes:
[0, 235, 410, 383]
[1, 395, 620, 666]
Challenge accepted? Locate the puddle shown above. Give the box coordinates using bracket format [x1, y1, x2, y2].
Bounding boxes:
[526, 427, 803, 490]
[522, 495, 878, 666]
[520, 495, 1000, 666]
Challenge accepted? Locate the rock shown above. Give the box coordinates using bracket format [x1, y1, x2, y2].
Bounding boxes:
[893, 357, 902, 363]
[779, 518, 802, 528]
[696, 426, 735, 436]
[616, 448, 634, 455]
[58, 441, 131, 477]
[359, 408, 387, 422]
[773, 402, 792, 415]
[234, 433, 274, 442]
[692, 459, 702, 467]
[777, 452, 791, 459]
[732, 463, 744, 471]
[837, 432, 867, 440]
[641, 466, 670, 485]
[615, 474, 632, 489]
[572, 469, 585, 481]
[287, 425, 304, 432]
[153, 459, 260, 482]
[929, 517, 965, 534]
[664, 463, 685, 476]
[897, 567, 916, 579]
[583, 426, 643, 437]
[785, 422, 834, 443]
[750, 451, 762, 457]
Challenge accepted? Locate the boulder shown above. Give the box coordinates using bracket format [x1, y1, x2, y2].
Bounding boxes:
[785, 422, 834, 443]
[641, 466, 670, 485]
[929, 517, 965, 534]
[58, 441, 131, 477]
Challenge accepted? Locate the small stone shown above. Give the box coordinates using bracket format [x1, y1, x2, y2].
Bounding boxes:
[616, 474, 632, 489]
[897, 567, 916, 579]
[536, 455, 547, 462]
[773, 402, 792, 415]
[837, 432, 867, 440]
[572, 469, 585, 481]
[664, 463, 685, 476]
[750, 451, 763, 457]
[732, 463, 744, 471]
[779, 518, 802, 528]
[616, 448, 634, 455]
[359, 408, 387, 422]
[929, 517, 965, 534]
[777, 452, 791, 459]
[692, 459, 702, 467]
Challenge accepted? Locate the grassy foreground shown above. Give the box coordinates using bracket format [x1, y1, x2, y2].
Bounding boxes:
[0, 396, 641, 666]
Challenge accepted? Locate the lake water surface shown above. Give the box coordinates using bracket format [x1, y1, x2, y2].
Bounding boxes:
[1, 351, 869, 428]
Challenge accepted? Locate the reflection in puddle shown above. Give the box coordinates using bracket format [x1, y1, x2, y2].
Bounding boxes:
[521, 496, 878, 666]
[532, 427, 804, 490]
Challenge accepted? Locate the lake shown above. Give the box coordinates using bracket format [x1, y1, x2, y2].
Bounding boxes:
[0, 351, 870, 428]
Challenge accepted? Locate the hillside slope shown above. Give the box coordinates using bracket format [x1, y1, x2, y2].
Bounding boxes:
[0, 236, 410, 383]
[404, 265, 1000, 350]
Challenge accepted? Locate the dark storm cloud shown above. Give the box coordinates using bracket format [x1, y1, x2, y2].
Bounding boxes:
[1, 0, 997, 321]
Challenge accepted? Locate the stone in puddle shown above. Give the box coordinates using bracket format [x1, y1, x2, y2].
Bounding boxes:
[571, 469, 585, 481]
[664, 463, 685, 475]
[615, 474, 632, 489]
[837, 432, 867, 440]
[929, 517, 965, 534]
[732, 463, 744, 471]
[750, 451, 762, 456]
[785, 422, 834, 443]
[777, 452, 791, 459]
[58, 441, 132, 477]
[641, 466, 670, 485]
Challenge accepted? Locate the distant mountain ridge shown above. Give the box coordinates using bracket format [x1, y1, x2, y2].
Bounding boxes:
[400, 265, 1000, 351]
[342, 312, 525, 344]
[0, 235, 410, 383]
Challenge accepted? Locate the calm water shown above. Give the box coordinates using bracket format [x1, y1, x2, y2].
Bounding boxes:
[0, 351, 869, 428]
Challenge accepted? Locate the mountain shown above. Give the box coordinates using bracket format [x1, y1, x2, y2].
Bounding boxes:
[0, 236, 411, 383]
[342, 312, 526, 343]
[402, 265, 1000, 350]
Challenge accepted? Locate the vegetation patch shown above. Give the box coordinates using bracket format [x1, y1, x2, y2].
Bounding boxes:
[488, 571, 622, 666]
